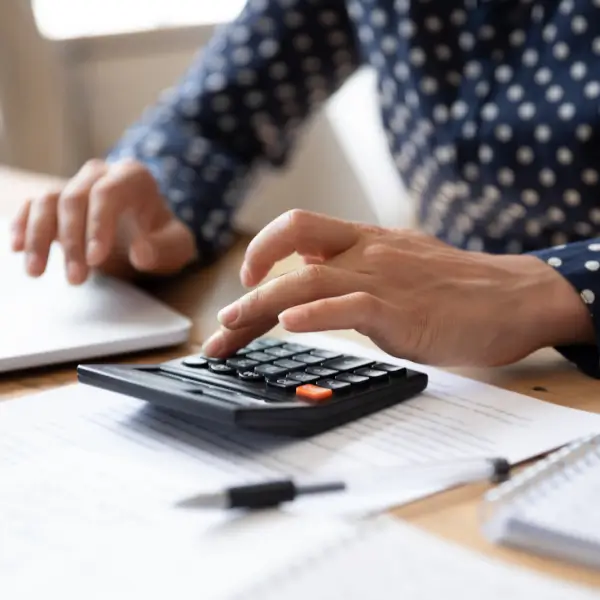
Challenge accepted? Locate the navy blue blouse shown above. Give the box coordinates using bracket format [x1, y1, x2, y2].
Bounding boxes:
[107, 0, 600, 376]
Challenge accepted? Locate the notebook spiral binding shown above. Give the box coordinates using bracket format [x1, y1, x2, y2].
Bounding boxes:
[481, 433, 600, 545]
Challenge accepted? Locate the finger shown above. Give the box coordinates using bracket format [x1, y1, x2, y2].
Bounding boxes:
[302, 255, 324, 266]
[129, 219, 197, 273]
[280, 291, 396, 343]
[240, 210, 360, 287]
[23, 193, 59, 276]
[202, 319, 278, 358]
[58, 160, 107, 284]
[86, 160, 163, 267]
[217, 264, 369, 331]
[10, 198, 32, 251]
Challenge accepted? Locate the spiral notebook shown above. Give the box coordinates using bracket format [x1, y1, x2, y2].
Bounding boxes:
[482, 434, 600, 569]
[234, 517, 598, 600]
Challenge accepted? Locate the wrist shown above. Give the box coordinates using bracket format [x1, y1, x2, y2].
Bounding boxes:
[513, 255, 595, 349]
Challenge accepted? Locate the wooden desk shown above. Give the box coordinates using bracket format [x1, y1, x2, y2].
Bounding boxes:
[2, 166, 600, 588]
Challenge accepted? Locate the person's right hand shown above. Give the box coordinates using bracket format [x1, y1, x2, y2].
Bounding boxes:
[10, 158, 197, 284]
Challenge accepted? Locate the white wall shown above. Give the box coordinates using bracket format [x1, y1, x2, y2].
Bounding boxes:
[0, 0, 79, 175]
[54, 25, 415, 233]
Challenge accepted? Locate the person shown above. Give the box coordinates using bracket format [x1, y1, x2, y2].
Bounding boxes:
[10, 0, 600, 376]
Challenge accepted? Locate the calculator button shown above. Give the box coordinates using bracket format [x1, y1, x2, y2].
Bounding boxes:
[256, 339, 283, 348]
[264, 347, 298, 359]
[226, 358, 259, 370]
[306, 366, 339, 377]
[209, 363, 236, 375]
[238, 370, 265, 382]
[292, 353, 323, 365]
[281, 343, 312, 353]
[288, 372, 320, 384]
[296, 384, 333, 402]
[335, 373, 370, 386]
[310, 349, 340, 360]
[321, 356, 373, 371]
[267, 378, 299, 390]
[372, 363, 407, 376]
[203, 356, 226, 364]
[274, 359, 305, 370]
[316, 378, 352, 391]
[182, 356, 208, 368]
[239, 341, 267, 353]
[246, 351, 274, 363]
[255, 364, 290, 378]
[354, 368, 388, 380]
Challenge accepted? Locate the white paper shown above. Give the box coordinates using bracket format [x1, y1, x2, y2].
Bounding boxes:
[237, 517, 600, 600]
[2, 332, 600, 597]
[0, 448, 352, 600]
[281, 333, 600, 515]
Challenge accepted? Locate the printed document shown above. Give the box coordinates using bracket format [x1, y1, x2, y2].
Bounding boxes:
[2, 333, 600, 597]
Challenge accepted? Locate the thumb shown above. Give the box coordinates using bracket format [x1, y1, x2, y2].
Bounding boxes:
[129, 218, 197, 274]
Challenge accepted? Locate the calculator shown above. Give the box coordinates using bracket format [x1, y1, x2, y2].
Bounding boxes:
[76, 338, 428, 437]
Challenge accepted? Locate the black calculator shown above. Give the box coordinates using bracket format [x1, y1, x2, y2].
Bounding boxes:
[77, 338, 428, 437]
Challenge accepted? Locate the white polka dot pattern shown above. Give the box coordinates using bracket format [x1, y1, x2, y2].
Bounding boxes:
[105, 0, 600, 374]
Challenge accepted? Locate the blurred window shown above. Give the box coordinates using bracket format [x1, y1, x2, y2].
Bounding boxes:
[31, 0, 244, 39]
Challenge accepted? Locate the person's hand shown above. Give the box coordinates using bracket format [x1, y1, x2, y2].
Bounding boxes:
[202, 210, 594, 367]
[10, 159, 197, 284]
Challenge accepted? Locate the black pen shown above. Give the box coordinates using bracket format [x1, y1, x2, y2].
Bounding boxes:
[178, 457, 511, 510]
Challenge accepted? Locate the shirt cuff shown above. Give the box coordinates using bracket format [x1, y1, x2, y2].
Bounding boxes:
[106, 127, 252, 268]
[529, 240, 600, 378]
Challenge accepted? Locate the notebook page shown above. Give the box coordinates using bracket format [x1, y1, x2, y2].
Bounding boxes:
[0, 447, 353, 600]
[237, 518, 600, 600]
[1, 330, 600, 520]
[520, 448, 600, 540]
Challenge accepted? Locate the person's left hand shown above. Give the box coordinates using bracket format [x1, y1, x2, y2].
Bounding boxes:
[202, 210, 593, 367]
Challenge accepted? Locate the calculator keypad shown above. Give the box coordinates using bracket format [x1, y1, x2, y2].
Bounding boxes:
[174, 339, 407, 404]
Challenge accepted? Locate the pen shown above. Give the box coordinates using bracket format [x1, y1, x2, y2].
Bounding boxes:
[178, 457, 511, 510]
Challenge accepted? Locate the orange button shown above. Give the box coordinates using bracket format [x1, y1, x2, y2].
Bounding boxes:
[296, 384, 333, 402]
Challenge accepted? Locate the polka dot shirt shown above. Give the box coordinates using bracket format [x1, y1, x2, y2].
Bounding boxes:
[107, 0, 600, 376]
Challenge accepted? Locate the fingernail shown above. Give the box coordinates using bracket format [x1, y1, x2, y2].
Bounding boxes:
[86, 240, 103, 265]
[278, 309, 296, 328]
[217, 303, 240, 326]
[67, 261, 84, 284]
[137, 240, 155, 266]
[240, 265, 252, 287]
[10, 230, 22, 250]
[202, 331, 224, 356]
[26, 253, 41, 275]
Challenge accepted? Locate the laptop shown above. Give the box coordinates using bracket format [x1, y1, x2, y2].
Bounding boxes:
[0, 219, 191, 373]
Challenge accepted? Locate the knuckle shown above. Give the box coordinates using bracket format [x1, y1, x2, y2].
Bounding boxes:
[114, 158, 154, 185]
[353, 291, 379, 313]
[244, 287, 265, 313]
[352, 292, 381, 335]
[91, 177, 121, 201]
[25, 225, 50, 251]
[363, 243, 395, 264]
[83, 158, 106, 172]
[60, 192, 87, 212]
[35, 192, 58, 212]
[61, 239, 83, 259]
[116, 157, 145, 172]
[284, 208, 312, 233]
[300, 263, 327, 285]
